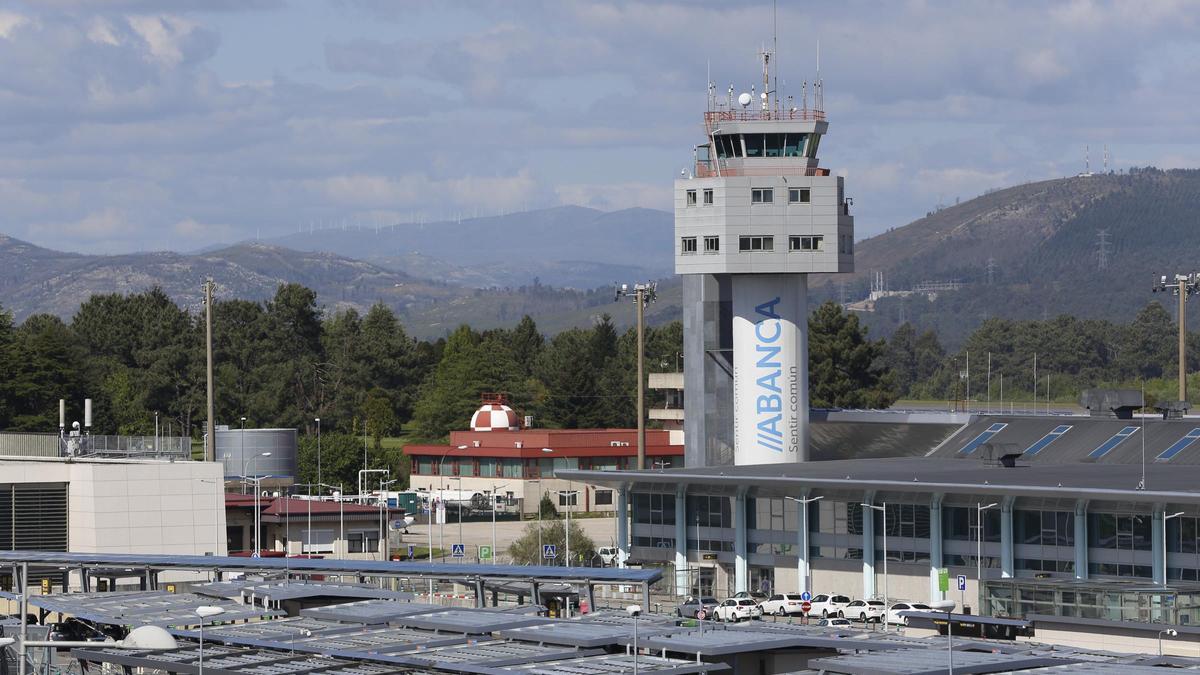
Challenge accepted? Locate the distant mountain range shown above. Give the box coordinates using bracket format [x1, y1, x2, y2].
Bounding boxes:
[5, 169, 1200, 344]
[811, 168, 1200, 345]
[264, 205, 673, 289]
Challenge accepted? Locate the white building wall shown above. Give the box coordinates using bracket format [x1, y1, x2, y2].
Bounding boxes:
[0, 457, 227, 556]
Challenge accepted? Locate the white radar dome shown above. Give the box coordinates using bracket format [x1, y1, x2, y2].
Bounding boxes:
[738, 92, 752, 107]
[121, 626, 179, 650]
[471, 403, 520, 432]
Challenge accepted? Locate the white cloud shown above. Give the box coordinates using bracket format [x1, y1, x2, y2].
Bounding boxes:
[29, 208, 136, 241]
[0, 10, 29, 39]
[87, 17, 119, 46]
[126, 14, 198, 68]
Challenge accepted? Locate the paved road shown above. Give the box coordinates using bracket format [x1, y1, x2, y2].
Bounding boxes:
[399, 515, 619, 562]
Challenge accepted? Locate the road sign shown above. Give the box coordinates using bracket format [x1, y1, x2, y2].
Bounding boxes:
[480, 545, 493, 560]
[957, 574, 967, 592]
[451, 543, 465, 558]
[938, 568, 950, 593]
[542, 544, 557, 559]
[800, 591, 812, 602]
[407, 544, 415, 559]
[800, 601, 812, 614]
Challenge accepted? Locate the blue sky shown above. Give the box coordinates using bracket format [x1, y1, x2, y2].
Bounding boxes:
[2, 0, 1200, 253]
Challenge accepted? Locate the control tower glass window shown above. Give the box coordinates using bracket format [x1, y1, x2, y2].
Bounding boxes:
[745, 134, 765, 157]
[714, 135, 742, 159]
[751, 188, 773, 204]
[788, 188, 810, 204]
[739, 235, 773, 252]
[681, 236, 697, 254]
[764, 133, 785, 157]
[784, 134, 807, 157]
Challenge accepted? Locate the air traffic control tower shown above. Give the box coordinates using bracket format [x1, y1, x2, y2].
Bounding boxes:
[678, 56, 853, 467]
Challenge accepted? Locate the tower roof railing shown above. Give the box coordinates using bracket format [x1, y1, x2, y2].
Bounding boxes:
[704, 108, 825, 126]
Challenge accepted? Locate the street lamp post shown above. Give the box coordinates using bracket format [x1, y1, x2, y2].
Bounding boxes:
[557, 483, 578, 567]
[615, 282, 657, 470]
[490, 482, 508, 565]
[451, 476, 464, 559]
[437, 445, 469, 562]
[1152, 273, 1199, 403]
[195, 605, 225, 675]
[784, 495, 824, 595]
[380, 478, 398, 562]
[537, 448, 554, 561]
[861, 502, 888, 630]
[929, 599, 955, 674]
[1165, 511, 1185, 586]
[1159, 628, 1179, 656]
[315, 418, 322, 490]
[246, 452, 272, 554]
[976, 502, 998, 614]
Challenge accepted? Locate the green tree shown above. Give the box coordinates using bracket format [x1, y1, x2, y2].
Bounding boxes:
[507, 518, 595, 566]
[0, 304, 16, 427]
[809, 301, 897, 408]
[411, 325, 526, 438]
[297, 432, 367, 492]
[510, 315, 544, 377]
[8, 314, 82, 430]
[362, 387, 397, 449]
[539, 493, 559, 519]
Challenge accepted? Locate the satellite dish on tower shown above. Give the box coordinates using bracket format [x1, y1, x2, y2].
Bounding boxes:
[738, 92, 752, 108]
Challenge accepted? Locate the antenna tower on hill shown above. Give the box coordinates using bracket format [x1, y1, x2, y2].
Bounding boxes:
[1096, 229, 1112, 271]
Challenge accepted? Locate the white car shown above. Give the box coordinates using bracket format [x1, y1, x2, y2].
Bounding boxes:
[817, 617, 853, 627]
[760, 593, 806, 616]
[843, 600, 886, 622]
[808, 594, 852, 618]
[712, 598, 763, 622]
[886, 602, 932, 625]
[597, 547, 618, 566]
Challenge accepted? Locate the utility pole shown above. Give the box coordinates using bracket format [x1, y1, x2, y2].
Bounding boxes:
[204, 277, 216, 462]
[1152, 273, 1199, 403]
[616, 282, 658, 470]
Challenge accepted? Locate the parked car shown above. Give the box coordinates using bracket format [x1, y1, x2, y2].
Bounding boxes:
[817, 617, 853, 627]
[597, 546, 618, 566]
[732, 590, 769, 603]
[808, 594, 852, 618]
[760, 593, 806, 616]
[713, 598, 763, 622]
[675, 596, 720, 619]
[844, 600, 886, 622]
[886, 602, 932, 625]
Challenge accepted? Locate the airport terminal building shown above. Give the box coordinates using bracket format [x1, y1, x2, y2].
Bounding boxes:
[566, 404, 1200, 633]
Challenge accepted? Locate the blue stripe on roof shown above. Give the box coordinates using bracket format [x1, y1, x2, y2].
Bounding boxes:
[1087, 426, 1140, 460]
[1023, 425, 1074, 456]
[957, 422, 1008, 454]
[1155, 428, 1200, 462]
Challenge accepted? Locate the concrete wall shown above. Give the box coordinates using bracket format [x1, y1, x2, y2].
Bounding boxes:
[408, 475, 619, 515]
[0, 457, 227, 557]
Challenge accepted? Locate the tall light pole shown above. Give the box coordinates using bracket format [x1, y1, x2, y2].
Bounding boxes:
[1165, 511, 1185, 586]
[490, 482, 507, 564]
[203, 277, 215, 462]
[315, 418, 322, 489]
[616, 282, 657, 470]
[785, 495, 823, 594]
[861, 502, 888, 629]
[436, 445, 469, 562]
[451, 475, 464, 557]
[1152, 273, 1199, 403]
[380, 478, 398, 561]
[247, 452, 272, 554]
[195, 605, 225, 675]
[538, 448, 554, 561]
[929, 599, 955, 674]
[976, 502, 997, 615]
[557, 484, 578, 567]
[239, 416, 247, 494]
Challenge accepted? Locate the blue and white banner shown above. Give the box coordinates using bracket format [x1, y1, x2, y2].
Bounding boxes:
[732, 274, 808, 465]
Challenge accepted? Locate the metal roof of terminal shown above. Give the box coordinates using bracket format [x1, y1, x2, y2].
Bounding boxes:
[171, 616, 363, 644]
[808, 648, 1077, 674]
[0, 551, 662, 585]
[28, 590, 281, 626]
[562, 455, 1200, 503]
[301, 599, 446, 625]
